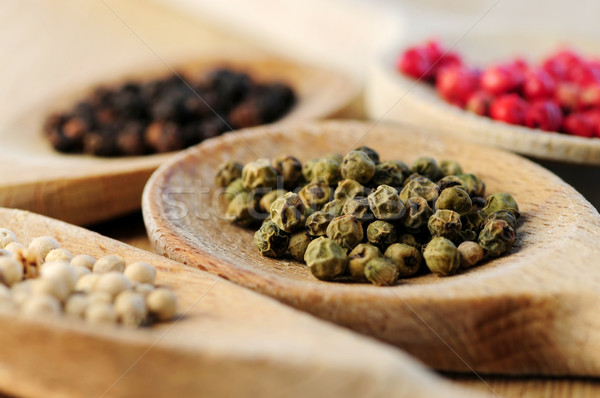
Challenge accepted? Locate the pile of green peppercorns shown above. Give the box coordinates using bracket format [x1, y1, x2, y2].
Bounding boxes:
[214, 146, 519, 286]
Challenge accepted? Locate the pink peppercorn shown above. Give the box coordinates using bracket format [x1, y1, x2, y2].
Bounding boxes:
[465, 91, 492, 116]
[579, 84, 600, 109]
[525, 100, 563, 132]
[435, 65, 479, 107]
[481, 64, 525, 95]
[584, 110, 600, 137]
[555, 82, 581, 112]
[489, 94, 529, 125]
[523, 68, 556, 100]
[562, 113, 596, 138]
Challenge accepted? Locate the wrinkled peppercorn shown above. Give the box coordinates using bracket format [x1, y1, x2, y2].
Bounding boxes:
[44, 69, 296, 157]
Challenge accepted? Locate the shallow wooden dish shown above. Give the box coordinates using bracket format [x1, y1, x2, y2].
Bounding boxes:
[365, 32, 600, 165]
[0, 207, 483, 398]
[143, 120, 600, 376]
[0, 54, 357, 226]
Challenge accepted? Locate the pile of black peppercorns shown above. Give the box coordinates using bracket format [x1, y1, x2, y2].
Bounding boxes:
[44, 69, 296, 156]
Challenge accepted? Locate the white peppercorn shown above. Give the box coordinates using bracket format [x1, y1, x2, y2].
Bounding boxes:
[133, 283, 155, 297]
[0, 229, 17, 249]
[85, 302, 117, 325]
[95, 272, 132, 298]
[72, 266, 91, 280]
[115, 291, 148, 327]
[11, 280, 32, 307]
[87, 291, 113, 305]
[93, 255, 125, 273]
[40, 261, 77, 290]
[45, 248, 73, 263]
[28, 236, 60, 260]
[21, 294, 61, 317]
[124, 262, 156, 285]
[31, 277, 70, 302]
[75, 273, 100, 293]
[65, 294, 89, 318]
[146, 288, 177, 321]
[0, 257, 23, 286]
[70, 254, 96, 270]
[4, 242, 24, 254]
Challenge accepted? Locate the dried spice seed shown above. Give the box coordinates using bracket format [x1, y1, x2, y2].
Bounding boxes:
[222, 152, 520, 285]
[44, 68, 296, 156]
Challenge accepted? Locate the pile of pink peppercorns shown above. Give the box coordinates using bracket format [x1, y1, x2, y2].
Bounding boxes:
[397, 40, 600, 138]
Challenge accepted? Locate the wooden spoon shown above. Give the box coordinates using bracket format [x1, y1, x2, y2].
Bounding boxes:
[0, 207, 483, 398]
[0, 54, 357, 226]
[143, 120, 600, 376]
[366, 31, 600, 165]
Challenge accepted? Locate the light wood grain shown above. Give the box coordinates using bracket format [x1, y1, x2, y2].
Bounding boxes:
[143, 119, 600, 376]
[0, 55, 356, 227]
[0, 207, 486, 398]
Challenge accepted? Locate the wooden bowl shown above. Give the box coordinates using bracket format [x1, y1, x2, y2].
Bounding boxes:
[0, 55, 357, 226]
[366, 33, 600, 207]
[143, 120, 600, 376]
[0, 207, 479, 398]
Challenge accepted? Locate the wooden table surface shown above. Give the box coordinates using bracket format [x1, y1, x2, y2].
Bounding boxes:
[3, 0, 599, 396]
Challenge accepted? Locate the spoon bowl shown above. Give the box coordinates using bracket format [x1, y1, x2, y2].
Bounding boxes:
[0, 54, 357, 225]
[143, 120, 600, 376]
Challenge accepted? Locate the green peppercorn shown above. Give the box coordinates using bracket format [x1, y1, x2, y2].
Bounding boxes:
[311, 158, 342, 185]
[459, 229, 478, 243]
[341, 151, 376, 184]
[411, 156, 441, 181]
[399, 177, 440, 204]
[485, 210, 518, 230]
[479, 219, 516, 257]
[364, 257, 398, 286]
[215, 161, 243, 188]
[439, 160, 463, 176]
[423, 237, 461, 276]
[457, 241, 485, 269]
[354, 146, 380, 164]
[401, 197, 433, 231]
[254, 221, 289, 258]
[302, 158, 318, 182]
[224, 178, 246, 203]
[428, 209, 462, 238]
[366, 221, 397, 248]
[367, 185, 405, 221]
[270, 192, 307, 233]
[241, 159, 278, 191]
[435, 187, 472, 216]
[371, 160, 406, 188]
[342, 197, 373, 223]
[304, 237, 348, 280]
[461, 210, 485, 232]
[287, 231, 312, 261]
[457, 173, 485, 197]
[322, 199, 344, 217]
[334, 179, 367, 202]
[226, 191, 259, 227]
[259, 189, 287, 213]
[348, 243, 382, 282]
[397, 233, 420, 248]
[482, 192, 520, 218]
[325, 153, 344, 163]
[385, 243, 422, 277]
[326, 215, 364, 251]
[305, 211, 334, 237]
[273, 155, 303, 188]
[299, 181, 332, 210]
[437, 175, 469, 192]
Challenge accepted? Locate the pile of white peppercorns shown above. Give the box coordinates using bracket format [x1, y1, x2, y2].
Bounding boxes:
[0, 228, 177, 327]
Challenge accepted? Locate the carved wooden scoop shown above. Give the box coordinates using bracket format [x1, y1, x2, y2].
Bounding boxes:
[144, 120, 600, 376]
